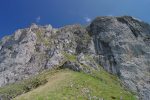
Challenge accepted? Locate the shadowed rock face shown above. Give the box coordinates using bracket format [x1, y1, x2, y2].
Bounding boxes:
[88, 16, 150, 100]
[0, 16, 149, 100]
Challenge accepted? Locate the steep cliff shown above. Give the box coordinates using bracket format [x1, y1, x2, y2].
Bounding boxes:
[0, 24, 97, 86]
[88, 16, 150, 100]
[0, 16, 149, 100]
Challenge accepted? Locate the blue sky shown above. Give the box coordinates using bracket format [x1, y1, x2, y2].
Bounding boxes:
[0, 0, 150, 38]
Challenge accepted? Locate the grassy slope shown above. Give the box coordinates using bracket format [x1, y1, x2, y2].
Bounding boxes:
[14, 69, 136, 100]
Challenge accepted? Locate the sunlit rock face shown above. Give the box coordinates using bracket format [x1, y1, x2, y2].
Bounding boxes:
[0, 24, 95, 86]
[0, 16, 150, 100]
[88, 16, 150, 100]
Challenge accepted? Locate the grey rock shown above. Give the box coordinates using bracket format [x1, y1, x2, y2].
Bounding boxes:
[0, 16, 150, 100]
[62, 61, 83, 72]
[62, 53, 99, 73]
[0, 94, 10, 100]
[88, 16, 150, 100]
[0, 24, 93, 87]
[77, 53, 99, 70]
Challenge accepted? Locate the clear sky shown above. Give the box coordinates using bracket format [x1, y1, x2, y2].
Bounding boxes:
[0, 0, 150, 38]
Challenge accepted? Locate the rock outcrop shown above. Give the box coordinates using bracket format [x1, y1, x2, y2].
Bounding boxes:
[0, 24, 96, 87]
[0, 16, 150, 100]
[88, 16, 150, 100]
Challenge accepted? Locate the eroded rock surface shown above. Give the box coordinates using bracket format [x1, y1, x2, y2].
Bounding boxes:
[0, 24, 95, 86]
[0, 16, 150, 100]
[88, 16, 150, 100]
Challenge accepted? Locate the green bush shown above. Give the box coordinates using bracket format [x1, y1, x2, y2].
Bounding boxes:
[7, 45, 13, 50]
[0, 41, 2, 45]
[63, 52, 77, 62]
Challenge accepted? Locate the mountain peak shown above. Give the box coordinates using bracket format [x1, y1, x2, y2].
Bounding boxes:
[0, 16, 150, 100]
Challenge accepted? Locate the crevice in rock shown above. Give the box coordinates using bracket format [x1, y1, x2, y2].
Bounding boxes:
[117, 17, 140, 38]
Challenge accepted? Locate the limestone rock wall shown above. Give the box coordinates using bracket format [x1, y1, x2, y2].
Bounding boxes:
[88, 16, 150, 100]
[0, 16, 150, 100]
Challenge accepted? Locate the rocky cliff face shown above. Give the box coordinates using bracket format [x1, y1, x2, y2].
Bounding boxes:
[0, 24, 97, 86]
[0, 16, 149, 100]
[88, 16, 150, 100]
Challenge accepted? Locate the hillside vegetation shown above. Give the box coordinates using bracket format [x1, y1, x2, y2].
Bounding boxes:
[11, 68, 137, 100]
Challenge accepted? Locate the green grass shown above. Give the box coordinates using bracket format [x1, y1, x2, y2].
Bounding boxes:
[0, 41, 2, 45]
[63, 52, 77, 62]
[0, 69, 62, 99]
[0, 51, 137, 100]
[35, 30, 52, 47]
[35, 31, 43, 42]
[14, 69, 137, 100]
[7, 45, 13, 50]
[0, 78, 46, 98]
